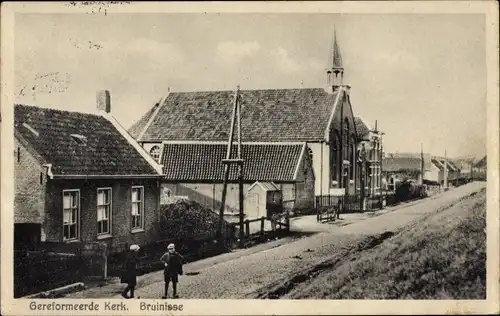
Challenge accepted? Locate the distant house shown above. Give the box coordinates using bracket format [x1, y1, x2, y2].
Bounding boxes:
[14, 91, 163, 253]
[382, 153, 432, 190]
[128, 31, 379, 198]
[474, 155, 486, 173]
[431, 157, 461, 185]
[473, 155, 487, 180]
[158, 142, 314, 216]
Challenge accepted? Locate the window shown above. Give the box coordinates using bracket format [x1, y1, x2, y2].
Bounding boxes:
[350, 139, 356, 180]
[331, 132, 339, 182]
[63, 190, 80, 241]
[149, 145, 161, 162]
[97, 188, 112, 236]
[131, 186, 144, 230]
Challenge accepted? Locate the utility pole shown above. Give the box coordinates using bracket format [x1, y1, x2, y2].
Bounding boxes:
[219, 86, 244, 247]
[420, 143, 424, 185]
[444, 149, 448, 189]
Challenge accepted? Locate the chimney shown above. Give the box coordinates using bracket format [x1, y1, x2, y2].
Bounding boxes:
[96, 90, 111, 113]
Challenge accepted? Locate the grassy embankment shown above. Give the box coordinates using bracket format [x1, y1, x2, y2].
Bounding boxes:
[288, 189, 487, 299]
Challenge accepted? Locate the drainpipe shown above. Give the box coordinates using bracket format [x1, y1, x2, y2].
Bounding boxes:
[320, 141, 323, 196]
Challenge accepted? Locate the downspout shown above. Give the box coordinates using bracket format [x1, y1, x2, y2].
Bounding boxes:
[320, 141, 323, 196]
[42, 164, 54, 179]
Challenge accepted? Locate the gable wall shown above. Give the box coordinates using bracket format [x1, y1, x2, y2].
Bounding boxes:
[14, 138, 46, 227]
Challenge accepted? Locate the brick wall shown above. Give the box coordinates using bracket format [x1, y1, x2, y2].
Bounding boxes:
[45, 178, 160, 253]
[14, 139, 46, 225]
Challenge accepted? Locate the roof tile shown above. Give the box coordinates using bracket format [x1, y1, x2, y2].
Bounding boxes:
[135, 88, 341, 142]
[15, 104, 158, 176]
[160, 143, 304, 182]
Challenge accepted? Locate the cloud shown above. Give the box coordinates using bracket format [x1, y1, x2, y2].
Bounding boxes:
[267, 47, 323, 74]
[215, 41, 323, 75]
[216, 41, 261, 63]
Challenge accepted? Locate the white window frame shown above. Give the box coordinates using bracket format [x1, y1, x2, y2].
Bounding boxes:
[97, 187, 112, 239]
[62, 189, 80, 242]
[131, 186, 145, 232]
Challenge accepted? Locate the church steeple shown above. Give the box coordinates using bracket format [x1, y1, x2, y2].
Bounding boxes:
[326, 27, 344, 88]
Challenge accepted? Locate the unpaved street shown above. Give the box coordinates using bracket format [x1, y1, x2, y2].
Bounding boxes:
[67, 182, 485, 299]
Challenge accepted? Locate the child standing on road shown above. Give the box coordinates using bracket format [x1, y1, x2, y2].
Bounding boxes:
[121, 244, 140, 299]
[160, 243, 184, 299]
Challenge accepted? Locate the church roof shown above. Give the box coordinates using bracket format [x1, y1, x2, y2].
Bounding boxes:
[131, 88, 345, 143]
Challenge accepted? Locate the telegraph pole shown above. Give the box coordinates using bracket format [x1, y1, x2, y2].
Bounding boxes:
[219, 86, 244, 246]
[444, 149, 448, 189]
[420, 143, 424, 185]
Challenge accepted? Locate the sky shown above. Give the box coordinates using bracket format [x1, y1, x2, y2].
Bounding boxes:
[14, 13, 487, 158]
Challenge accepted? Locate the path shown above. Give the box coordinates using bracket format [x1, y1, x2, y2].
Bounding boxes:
[64, 182, 485, 299]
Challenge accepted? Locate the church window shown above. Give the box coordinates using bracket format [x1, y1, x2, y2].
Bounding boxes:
[149, 145, 161, 162]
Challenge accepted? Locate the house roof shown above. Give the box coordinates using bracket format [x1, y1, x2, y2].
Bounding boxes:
[14, 104, 160, 176]
[128, 103, 158, 139]
[160, 142, 306, 182]
[475, 155, 486, 168]
[248, 181, 280, 192]
[382, 154, 432, 173]
[131, 88, 344, 143]
[431, 157, 458, 172]
[354, 116, 371, 140]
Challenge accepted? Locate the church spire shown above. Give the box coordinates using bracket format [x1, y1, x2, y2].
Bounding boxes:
[326, 26, 344, 88]
[332, 27, 344, 71]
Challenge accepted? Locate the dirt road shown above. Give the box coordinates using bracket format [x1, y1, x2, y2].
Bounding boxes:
[67, 182, 485, 299]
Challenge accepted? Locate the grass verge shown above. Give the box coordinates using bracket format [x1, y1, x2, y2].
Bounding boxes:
[287, 189, 486, 299]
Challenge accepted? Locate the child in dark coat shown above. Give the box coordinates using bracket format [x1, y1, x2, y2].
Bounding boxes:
[160, 243, 184, 299]
[121, 244, 140, 299]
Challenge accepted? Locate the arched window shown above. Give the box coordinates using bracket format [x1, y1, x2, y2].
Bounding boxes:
[343, 119, 350, 162]
[149, 145, 161, 162]
[331, 132, 339, 182]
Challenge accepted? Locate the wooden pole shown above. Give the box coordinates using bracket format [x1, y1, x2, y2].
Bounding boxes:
[444, 150, 448, 189]
[420, 143, 424, 185]
[218, 86, 240, 243]
[237, 91, 245, 248]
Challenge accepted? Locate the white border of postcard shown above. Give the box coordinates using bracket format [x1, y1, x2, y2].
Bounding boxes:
[1, 1, 499, 315]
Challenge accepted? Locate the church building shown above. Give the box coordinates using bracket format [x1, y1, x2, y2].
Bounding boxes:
[129, 31, 380, 204]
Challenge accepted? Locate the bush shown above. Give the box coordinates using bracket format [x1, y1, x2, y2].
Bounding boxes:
[159, 199, 234, 241]
[395, 180, 423, 202]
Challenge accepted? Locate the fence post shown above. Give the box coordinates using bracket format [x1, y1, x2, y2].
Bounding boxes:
[245, 220, 250, 238]
[260, 217, 265, 235]
[285, 210, 290, 233]
[316, 197, 319, 222]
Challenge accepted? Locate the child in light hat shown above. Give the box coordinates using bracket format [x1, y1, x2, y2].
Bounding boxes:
[121, 244, 140, 299]
[160, 243, 184, 299]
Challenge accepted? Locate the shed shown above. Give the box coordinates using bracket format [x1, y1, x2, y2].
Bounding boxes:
[245, 182, 282, 219]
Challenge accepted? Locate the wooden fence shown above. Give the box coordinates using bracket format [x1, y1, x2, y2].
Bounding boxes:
[14, 241, 108, 298]
[315, 193, 385, 222]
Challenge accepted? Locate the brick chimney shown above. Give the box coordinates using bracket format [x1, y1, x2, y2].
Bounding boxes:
[96, 90, 111, 113]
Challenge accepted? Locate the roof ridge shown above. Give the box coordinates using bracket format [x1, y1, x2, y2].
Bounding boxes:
[166, 87, 326, 94]
[14, 103, 103, 118]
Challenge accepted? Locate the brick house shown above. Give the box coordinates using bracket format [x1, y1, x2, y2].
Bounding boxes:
[14, 92, 163, 253]
[129, 31, 374, 198]
[158, 142, 314, 217]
